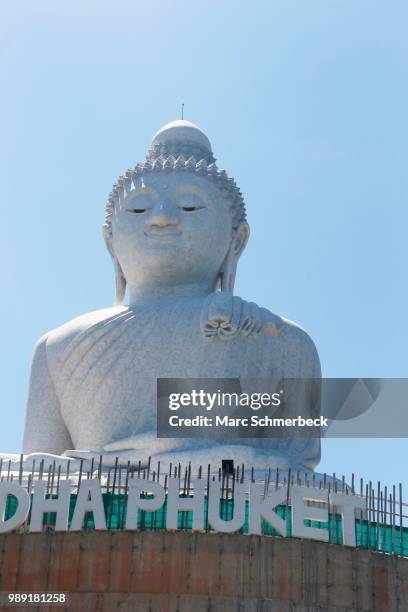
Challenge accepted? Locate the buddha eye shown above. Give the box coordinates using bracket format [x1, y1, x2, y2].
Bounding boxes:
[125, 192, 153, 213]
[179, 205, 205, 212]
[127, 208, 148, 214]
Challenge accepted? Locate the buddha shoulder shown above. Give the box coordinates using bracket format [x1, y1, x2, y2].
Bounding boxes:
[201, 292, 318, 350]
[257, 302, 320, 373]
[32, 306, 128, 374]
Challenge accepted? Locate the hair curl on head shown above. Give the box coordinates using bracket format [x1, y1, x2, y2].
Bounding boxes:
[103, 155, 247, 244]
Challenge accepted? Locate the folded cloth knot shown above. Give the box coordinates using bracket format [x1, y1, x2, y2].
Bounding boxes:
[200, 292, 267, 339]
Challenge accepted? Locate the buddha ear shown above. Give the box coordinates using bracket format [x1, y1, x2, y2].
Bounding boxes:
[113, 258, 127, 306]
[102, 224, 115, 258]
[219, 223, 250, 293]
[102, 225, 127, 306]
[232, 222, 250, 258]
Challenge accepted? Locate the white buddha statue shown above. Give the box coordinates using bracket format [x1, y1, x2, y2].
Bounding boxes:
[22, 120, 321, 472]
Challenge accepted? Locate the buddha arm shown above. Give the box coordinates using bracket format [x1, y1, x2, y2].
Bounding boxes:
[22, 335, 73, 455]
[277, 325, 322, 470]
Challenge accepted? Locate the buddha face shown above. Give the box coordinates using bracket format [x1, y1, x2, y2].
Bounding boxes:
[111, 172, 237, 293]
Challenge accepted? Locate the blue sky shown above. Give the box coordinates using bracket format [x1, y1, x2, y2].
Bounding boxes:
[1, 1, 407, 491]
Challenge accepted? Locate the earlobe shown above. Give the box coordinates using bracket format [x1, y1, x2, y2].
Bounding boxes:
[113, 257, 127, 306]
[219, 223, 250, 294]
[102, 225, 127, 306]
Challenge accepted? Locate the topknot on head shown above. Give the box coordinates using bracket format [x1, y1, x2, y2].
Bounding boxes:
[147, 120, 215, 164]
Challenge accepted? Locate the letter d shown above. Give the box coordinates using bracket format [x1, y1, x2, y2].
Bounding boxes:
[0, 482, 30, 533]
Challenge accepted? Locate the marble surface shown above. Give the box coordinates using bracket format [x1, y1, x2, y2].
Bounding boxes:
[22, 120, 321, 472]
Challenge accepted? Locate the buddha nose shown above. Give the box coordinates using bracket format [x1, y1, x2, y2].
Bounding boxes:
[147, 202, 180, 228]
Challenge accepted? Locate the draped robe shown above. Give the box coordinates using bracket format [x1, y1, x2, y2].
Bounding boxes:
[23, 294, 321, 471]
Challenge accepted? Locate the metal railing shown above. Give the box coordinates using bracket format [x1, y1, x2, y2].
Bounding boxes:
[1, 455, 407, 558]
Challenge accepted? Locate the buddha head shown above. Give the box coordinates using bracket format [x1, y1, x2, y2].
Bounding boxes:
[103, 120, 250, 305]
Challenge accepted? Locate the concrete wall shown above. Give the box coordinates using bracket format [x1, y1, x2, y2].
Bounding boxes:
[0, 530, 407, 611]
